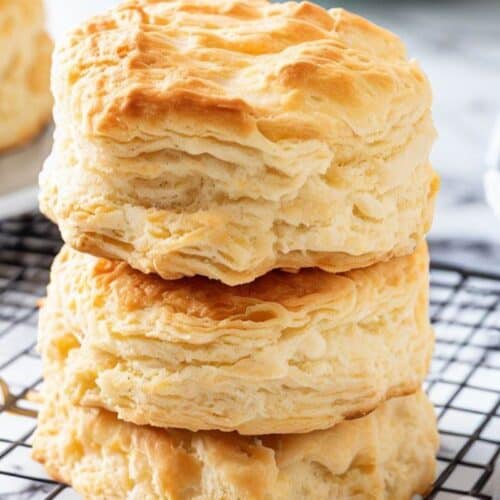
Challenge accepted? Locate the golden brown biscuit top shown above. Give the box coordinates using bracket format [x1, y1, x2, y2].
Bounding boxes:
[53, 0, 431, 145]
[54, 243, 427, 321]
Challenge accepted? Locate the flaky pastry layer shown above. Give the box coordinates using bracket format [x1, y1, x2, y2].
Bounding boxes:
[39, 244, 434, 434]
[33, 378, 438, 500]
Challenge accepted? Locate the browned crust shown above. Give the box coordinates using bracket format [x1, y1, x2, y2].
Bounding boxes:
[52, 0, 429, 143]
[51, 242, 428, 319]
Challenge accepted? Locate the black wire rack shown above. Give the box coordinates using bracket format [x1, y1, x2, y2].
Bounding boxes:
[0, 213, 498, 500]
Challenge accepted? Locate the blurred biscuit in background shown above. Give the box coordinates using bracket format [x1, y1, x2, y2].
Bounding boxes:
[0, 0, 52, 152]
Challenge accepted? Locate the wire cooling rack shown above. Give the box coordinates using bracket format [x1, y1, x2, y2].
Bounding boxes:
[0, 213, 498, 500]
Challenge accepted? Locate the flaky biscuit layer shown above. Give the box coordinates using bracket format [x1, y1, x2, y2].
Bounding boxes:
[39, 244, 434, 434]
[40, 0, 437, 284]
[33, 378, 438, 500]
[0, 0, 52, 151]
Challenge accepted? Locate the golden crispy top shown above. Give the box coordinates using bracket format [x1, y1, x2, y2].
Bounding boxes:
[53, 243, 428, 322]
[53, 0, 431, 145]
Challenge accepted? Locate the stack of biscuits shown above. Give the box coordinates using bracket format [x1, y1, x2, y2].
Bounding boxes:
[33, 0, 440, 498]
[0, 0, 52, 152]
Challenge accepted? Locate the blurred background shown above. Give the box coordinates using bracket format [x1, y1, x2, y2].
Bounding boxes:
[1, 0, 500, 267]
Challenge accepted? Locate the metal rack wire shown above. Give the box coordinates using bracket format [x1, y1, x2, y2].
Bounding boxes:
[0, 213, 498, 499]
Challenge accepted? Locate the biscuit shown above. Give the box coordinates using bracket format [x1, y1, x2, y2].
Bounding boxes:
[0, 0, 52, 151]
[39, 243, 433, 434]
[39, 0, 438, 284]
[33, 377, 438, 500]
